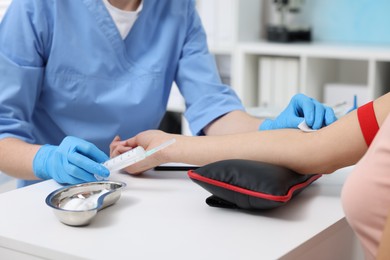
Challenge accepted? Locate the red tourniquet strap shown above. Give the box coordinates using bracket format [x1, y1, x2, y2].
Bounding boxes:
[357, 101, 379, 147]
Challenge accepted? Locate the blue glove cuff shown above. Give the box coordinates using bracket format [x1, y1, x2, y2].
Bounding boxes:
[33, 144, 56, 180]
[259, 119, 274, 131]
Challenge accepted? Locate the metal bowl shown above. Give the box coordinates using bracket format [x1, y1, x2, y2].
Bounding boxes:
[45, 181, 126, 226]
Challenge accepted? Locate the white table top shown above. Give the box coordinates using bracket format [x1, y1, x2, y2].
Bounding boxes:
[0, 167, 352, 260]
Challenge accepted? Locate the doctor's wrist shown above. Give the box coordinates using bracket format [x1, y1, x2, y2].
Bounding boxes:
[33, 144, 56, 180]
[259, 119, 273, 131]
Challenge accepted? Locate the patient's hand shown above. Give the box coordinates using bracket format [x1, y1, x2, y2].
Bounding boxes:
[109, 130, 178, 175]
[109, 135, 132, 158]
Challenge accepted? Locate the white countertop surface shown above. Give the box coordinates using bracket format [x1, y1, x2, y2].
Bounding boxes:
[0, 167, 353, 260]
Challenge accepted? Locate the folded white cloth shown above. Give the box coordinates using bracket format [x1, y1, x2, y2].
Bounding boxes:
[298, 120, 317, 132]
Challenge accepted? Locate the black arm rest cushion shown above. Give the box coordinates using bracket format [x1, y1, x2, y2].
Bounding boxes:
[188, 159, 321, 210]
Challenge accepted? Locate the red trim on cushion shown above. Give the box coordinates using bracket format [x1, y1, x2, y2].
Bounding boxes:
[188, 170, 321, 202]
[357, 101, 379, 147]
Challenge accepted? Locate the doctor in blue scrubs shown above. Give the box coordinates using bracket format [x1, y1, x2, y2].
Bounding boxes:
[0, 0, 336, 187]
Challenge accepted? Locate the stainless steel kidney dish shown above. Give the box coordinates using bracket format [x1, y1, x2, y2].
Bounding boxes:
[45, 181, 126, 226]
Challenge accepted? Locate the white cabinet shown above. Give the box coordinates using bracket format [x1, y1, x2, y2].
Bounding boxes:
[170, 1, 390, 126]
[196, 0, 263, 51]
[235, 42, 390, 111]
[194, 1, 390, 115]
[167, 0, 264, 114]
[195, 0, 264, 88]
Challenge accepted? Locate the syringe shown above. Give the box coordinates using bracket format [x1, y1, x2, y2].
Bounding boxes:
[103, 146, 147, 172]
[96, 138, 176, 179]
[145, 138, 176, 157]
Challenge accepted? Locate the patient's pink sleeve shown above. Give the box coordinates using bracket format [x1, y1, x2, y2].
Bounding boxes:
[341, 114, 390, 260]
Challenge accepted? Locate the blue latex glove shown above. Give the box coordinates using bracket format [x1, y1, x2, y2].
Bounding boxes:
[33, 136, 110, 184]
[259, 94, 337, 131]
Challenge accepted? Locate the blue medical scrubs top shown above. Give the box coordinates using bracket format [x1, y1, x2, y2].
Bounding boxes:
[0, 0, 244, 186]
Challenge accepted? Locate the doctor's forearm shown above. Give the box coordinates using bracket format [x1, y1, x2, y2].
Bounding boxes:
[203, 110, 262, 135]
[0, 138, 40, 180]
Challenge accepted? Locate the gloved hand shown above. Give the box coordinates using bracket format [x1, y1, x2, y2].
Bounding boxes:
[259, 93, 337, 131]
[33, 136, 110, 184]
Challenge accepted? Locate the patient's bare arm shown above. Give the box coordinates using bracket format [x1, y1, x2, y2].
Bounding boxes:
[112, 93, 390, 175]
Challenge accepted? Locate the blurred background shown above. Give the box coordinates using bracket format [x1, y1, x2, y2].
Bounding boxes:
[173, 0, 390, 131]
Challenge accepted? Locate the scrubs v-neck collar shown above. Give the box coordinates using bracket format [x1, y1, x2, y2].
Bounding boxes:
[82, 0, 145, 71]
[102, 0, 143, 39]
